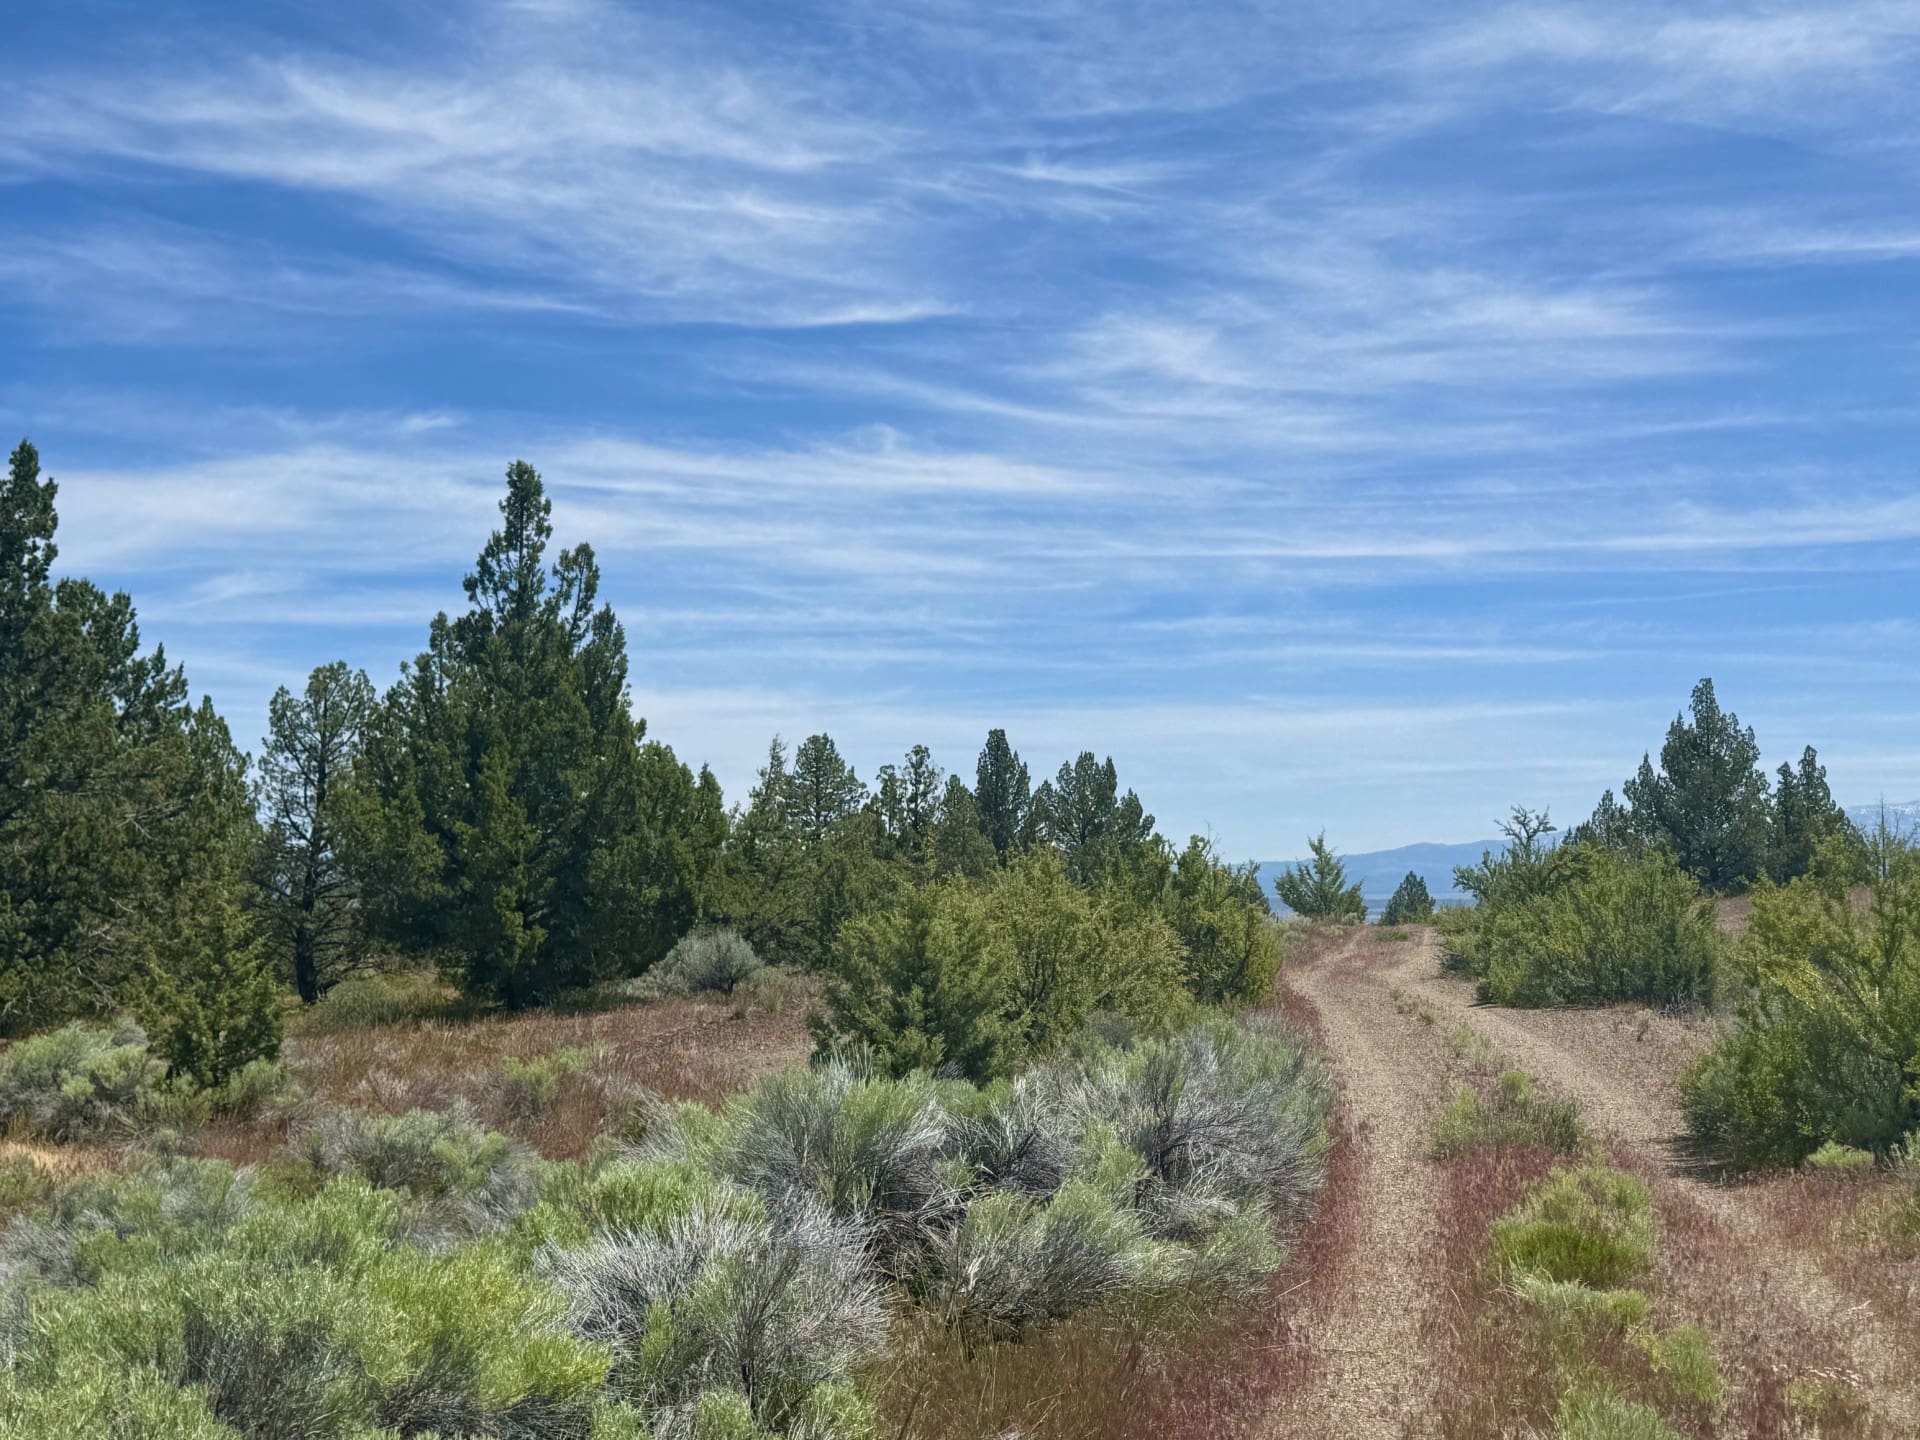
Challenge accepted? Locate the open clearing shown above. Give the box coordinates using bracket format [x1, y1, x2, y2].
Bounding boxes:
[1269, 924, 1920, 1439]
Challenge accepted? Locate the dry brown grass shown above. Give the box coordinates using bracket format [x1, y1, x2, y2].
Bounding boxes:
[198, 984, 815, 1164]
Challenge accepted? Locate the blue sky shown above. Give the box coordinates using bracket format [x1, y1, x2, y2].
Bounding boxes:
[4, 0, 1920, 856]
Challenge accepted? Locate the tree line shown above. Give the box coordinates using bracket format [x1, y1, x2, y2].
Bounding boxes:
[1, 446, 1282, 1083]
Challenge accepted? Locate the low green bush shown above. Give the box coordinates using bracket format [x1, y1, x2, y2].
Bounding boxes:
[0, 1172, 607, 1439]
[287, 970, 466, 1034]
[1432, 1070, 1586, 1158]
[1682, 844, 1920, 1166]
[1451, 846, 1717, 1008]
[1492, 1164, 1654, 1288]
[499, 1046, 597, 1121]
[539, 1198, 884, 1437]
[1804, 1140, 1875, 1175]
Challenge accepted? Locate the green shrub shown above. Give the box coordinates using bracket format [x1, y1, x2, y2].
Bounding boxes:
[514, 1155, 760, 1255]
[664, 1055, 955, 1273]
[1682, 848, 1920, 1165]
[1492, 1165, 1654, 1288]
[1075, 1015, 1331, 1235]
[287, 970, 464, 1034]
[1431, 1071, 1586, 1159]
[929, 1181, 1155, 1334]
[1456, 846, 1717, 1008]
[0, 1021, 162, 1139]
[1804, 1141, 1875, 1175]
[815, 880, 1019, 1082]
[645, 930, 767, 998]
[3, 1178, 607, 1438]
[0, 1157, 256, 1291]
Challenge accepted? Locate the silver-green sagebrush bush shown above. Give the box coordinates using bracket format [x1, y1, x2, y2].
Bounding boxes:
[643, 930, 767, 998]
[290, 1102, 546, 1242]
[0, 1020, 162, 1139]
[540, 1198, 884, 1438]
[0, 1016, 1329, 1439]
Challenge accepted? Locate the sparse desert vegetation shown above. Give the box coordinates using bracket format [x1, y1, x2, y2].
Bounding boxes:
[3, 436, 1914, 1438]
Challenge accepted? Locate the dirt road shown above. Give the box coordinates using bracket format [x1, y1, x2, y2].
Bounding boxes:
[1269, 924, 1919, 1438]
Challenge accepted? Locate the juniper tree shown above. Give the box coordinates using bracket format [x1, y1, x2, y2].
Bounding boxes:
[1274, 833, 1366, 923]
[1769, 745, 1860, 884]
[1032, 751, 1156, 886]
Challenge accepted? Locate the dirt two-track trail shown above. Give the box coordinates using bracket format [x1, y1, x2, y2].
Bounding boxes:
[1262, 925, 1920, 1440]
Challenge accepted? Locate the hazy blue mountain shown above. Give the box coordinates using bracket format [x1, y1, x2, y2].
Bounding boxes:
[1263, 839, 1499, 917]
[1847, 801, 1920, 836]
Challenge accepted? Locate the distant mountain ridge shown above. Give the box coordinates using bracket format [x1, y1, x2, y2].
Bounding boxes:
[1264, 801, 1920, 918]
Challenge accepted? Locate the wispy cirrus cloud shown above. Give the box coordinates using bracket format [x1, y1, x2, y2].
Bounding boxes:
[7, 0, 1920, 849]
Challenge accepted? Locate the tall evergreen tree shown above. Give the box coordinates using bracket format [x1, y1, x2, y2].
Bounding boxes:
[1381, 872, 1434, 926]
[929, 776, 998, 879]
[789, 733, 867, 844]
[1769, 745, 1860, 883]
[874, 744, 943, 860]
[1274, 833, 1367, 923]
[257, 661, 375, 1003]
[0, 440, 276, 1078]
[974, 728, 1031, 859]
[1621, 679, 1773, 893]
[1032, 751, 1157, 884]
[348, 459, 705, 1006]
[721, 733, 897, 969]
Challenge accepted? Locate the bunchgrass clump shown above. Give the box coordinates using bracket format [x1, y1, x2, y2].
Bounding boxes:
[1554, 1385, 1686, 1440]
[1492, 1164, 1654, 1289]
[1432, 1071, 1586, 1159]
[499, 1046, 598, 1121]
[1803, 1140, 1875, 1176]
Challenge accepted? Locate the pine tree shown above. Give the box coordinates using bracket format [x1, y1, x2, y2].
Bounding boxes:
[929, 776, 998, 879]
[974, 728, 1031, 859]
[348, 459, 708, 1006]
[1769, 745, 1860, 883]
[1621, 679, 1773, 892]
[1274, 833, 1367, 923]
[257, 661, 375, 1003]
[1380, 872, 1434, 926]
[1032, 751, 1157, 885]
[874, 744, 943, 860]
